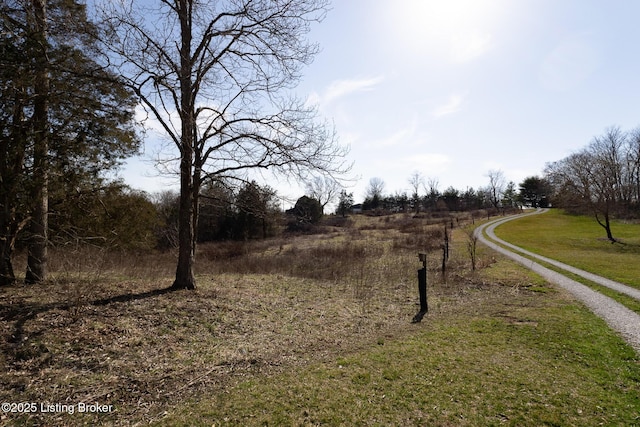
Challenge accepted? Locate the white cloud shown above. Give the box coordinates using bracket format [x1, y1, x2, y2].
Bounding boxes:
[432, 94, 466, 118]
[310, 76, 384, 107]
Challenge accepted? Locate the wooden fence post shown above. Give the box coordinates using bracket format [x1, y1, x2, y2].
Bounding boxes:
[412, 253, 428, 323]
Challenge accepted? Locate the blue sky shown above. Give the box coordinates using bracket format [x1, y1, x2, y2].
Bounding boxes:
[120, 0, 640, 207]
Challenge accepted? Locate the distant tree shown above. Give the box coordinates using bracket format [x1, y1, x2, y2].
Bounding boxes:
[363, 177, 385, 210]
[627, 127, 640, 206]
[235, 181, 279, 240]
[366, 177, 385, 200]
[99, 0, 347, 290]
[423, 177, 440, 210]
[477, 187, 493, 210]
[486, 170, 506, 209]
[198, 181, 235, 242]
[305, 176, 341, 213]
[395, 192, 410, 213]
[336, 190, 354, 217]
[461, 187, 483, 211]
[518, 176, 550, 208]
[408, 171, 424, 213]
[502, 181, 519, 208]
[546, 127, 630, 241]
[154, 191, 180, 249]
[292, 196, 323, 224]
[441, 187, 461, 211]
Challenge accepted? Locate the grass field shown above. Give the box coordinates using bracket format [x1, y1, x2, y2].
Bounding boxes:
[1, 212, 639, 426]
[493, 209, 640, 288]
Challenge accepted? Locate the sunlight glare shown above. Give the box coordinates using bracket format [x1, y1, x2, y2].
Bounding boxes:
[384, 0, 509, 62]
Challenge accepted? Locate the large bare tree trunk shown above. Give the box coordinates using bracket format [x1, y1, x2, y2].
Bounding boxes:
[25, 0, 49, 284]
[172, 154, 197, 290]
[171, 0, 196, 290]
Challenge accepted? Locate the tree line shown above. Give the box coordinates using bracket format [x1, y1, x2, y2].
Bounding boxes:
[342, 172, 550, 216]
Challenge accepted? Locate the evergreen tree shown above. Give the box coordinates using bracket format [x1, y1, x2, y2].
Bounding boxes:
[336, 190, 354, 217]
[0, 0, 140, 285]
[292, 196, 323, 224]
[518, 176, 550, 208]
[234, 182, 279, 240]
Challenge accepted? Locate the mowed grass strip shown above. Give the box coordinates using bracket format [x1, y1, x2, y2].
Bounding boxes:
[159, 265, 640, 427]
[493, 209, 640, 288]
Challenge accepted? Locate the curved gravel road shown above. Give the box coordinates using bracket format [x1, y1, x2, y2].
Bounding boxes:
[475, 209, 640, 354]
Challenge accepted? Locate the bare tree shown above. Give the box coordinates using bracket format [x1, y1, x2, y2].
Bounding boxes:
[99, 0, 347, 289]
[546, 127, 630, 242]
[486, 169, 506, 209]
[465, 228, 478, 271]
[425, 177, 439, 196]
[365, 177, 385, 200]
[423, 177, 440, 210]
[627, 127, 640, 205]
[408, 171, 424, 214]
[305, 176, 340, 213]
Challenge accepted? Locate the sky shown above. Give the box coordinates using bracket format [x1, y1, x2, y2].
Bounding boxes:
[119, 0, 640, 209]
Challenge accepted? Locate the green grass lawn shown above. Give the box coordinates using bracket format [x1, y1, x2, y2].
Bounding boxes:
[493, 209, 640, 288]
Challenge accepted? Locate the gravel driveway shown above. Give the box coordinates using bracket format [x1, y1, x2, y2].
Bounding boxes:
[475, 209, 640, 354]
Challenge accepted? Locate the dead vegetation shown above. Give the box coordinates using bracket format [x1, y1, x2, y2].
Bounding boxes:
[0, 212, 517, 426]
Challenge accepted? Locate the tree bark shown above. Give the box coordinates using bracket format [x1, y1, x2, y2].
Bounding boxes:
[171, 0, 196, 290]
[172, 161, 196, 290]
[25, 0, 50, 284]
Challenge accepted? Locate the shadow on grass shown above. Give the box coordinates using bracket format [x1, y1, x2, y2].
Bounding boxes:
[1, 285, 178, 361]
[91, 285, 175, 306]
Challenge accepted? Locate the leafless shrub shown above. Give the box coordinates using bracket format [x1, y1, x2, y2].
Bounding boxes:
[392, 226, 443, 252]
[466, 229, 479, 271]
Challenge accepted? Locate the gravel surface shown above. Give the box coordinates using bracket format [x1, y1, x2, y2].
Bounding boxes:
[475, 209, 640, 354]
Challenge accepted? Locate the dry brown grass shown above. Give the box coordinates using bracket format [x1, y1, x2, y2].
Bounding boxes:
[1, 213, 502, 426]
